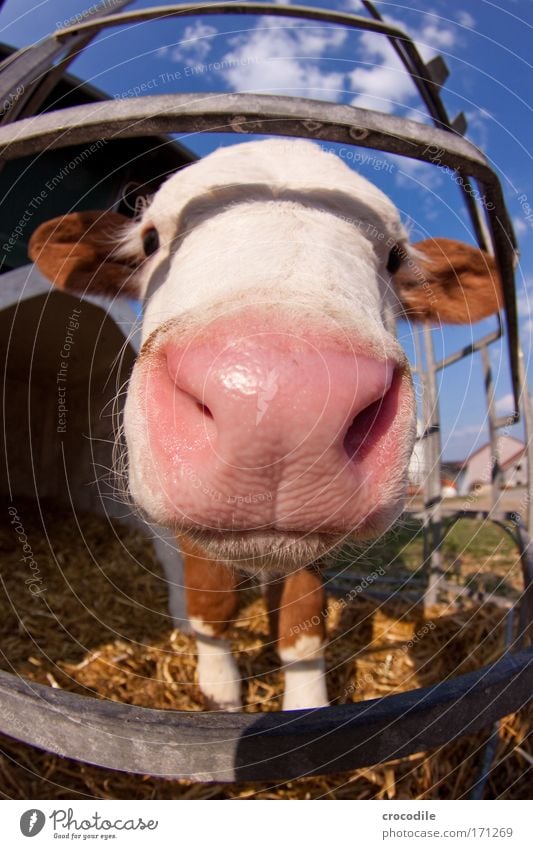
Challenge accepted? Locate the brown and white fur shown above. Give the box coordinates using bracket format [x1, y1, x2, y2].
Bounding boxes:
[29, 140, 502, 710]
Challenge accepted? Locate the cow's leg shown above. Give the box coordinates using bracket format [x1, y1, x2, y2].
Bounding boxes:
[181, 538, 242, 711]
[266, 567, 329, 710]
[151, 525, 190, 633]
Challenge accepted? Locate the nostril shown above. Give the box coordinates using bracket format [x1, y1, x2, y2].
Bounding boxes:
[343, 369, 399, 462]
[344, 398, 383, 460]
[165, 353, 215, 421]
[196, 401, 213, 419]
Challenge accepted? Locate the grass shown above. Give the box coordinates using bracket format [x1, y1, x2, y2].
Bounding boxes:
[329, 515, 523, 602]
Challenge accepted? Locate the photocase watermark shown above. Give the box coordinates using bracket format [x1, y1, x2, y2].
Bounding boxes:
[50, 807, 158, 834]
[508, 485, 533, 528]
[404, 619, 436, 649]
[517, 193, 533, 232]
[2, 189, 48, 255]
[456, 414, 518, 511]
[181, 461, 273, 505]
[8, 505, 46, 596]
[55, 0, 124, 30]
[20, 809, 46, 837]
[422, 144, 495, 211]
[289, 565, 387, 638]
[343, 658, 390, 698]
[121, 181, 154, 215]
[2, 139, 107, 256]
[309, 212, 435, 306]
[375, 390, 416, 467]
[319, 144, 395, 174]
[113, 56, 262, 100]
[56, 307, 82, 433]
[343, 620, 436, 697]
[19, 806, 159, 838]
[45, 139, 108, 193]
[0, 83, 24, 119]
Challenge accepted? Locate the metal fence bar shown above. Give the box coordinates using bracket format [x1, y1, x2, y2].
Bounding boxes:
[481, 344, 504, 505]
[518, 350, 533, 535]
[469, 608, 516, 799]
[434, 325, 502, 372]
[0, 649, 530, 781]
[52, 3, 421, 45]
[422, 324, 444, 606]
[0, 0, 132, 124]
[50, 0, 494, 251]
[0, 90, 519, 410]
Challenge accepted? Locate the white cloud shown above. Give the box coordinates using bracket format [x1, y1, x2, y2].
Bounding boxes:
[464, 109, 492, 147]
[513, 215, 528, 236]
[516, 276, 533, 338]
[495, 392, 514, 415]
[216, 17, 347, 100]
[349, 63, 414, 113]
[187, 8, 460, 115]
[457, 11, 476, 28]
[516, 276, 533, 319]
[347, 21, 414, 113]
[383, 151, 443, 192]
[347, 13, 458, 114]
[164, 21, 218, 63]
[521, 319, 533, 338]
[452, 423, 487, 436]
[417, 21, 456, 53]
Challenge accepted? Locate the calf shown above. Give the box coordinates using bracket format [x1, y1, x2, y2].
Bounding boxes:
[29, 139, 502, 710]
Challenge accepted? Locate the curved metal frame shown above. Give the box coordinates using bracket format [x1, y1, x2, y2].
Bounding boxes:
[0, 650, 531, 782]
[0, 1, 531, 782]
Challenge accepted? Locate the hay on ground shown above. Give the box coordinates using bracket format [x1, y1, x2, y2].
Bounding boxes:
[0, 502, 530, 799]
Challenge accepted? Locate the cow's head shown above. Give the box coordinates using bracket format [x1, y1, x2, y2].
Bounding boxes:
[29, 140, 502, 571]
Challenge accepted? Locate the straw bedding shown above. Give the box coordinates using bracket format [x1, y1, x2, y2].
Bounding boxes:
[0, 501, 530, 799]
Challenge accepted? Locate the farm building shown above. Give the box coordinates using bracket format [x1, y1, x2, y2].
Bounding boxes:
[0, 43, 194, 519]
[408, 423, 462, 497]
[461, 435, 527, 492]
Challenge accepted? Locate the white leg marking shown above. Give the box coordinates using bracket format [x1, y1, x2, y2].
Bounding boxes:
[191, 617, 242, 712]
[279, 635, 329, 710]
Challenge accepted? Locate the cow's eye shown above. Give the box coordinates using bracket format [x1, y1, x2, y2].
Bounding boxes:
[142, 227, 159, 257]
[386, 244, 404, 274]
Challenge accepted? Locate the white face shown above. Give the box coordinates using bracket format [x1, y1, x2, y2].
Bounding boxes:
[121, 139, 417, 571]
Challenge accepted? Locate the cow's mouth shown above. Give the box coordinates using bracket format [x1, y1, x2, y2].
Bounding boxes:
[177, 528, 344, 573]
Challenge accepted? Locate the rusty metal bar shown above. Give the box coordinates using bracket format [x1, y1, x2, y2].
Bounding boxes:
[434, 324, 502, 372]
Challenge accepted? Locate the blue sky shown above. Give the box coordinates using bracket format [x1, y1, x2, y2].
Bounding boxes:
[1, 0, 532, 459]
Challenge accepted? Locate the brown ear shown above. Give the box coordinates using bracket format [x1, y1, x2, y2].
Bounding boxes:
[28, 211, 139, 296]
[393, 237, 502, 323]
